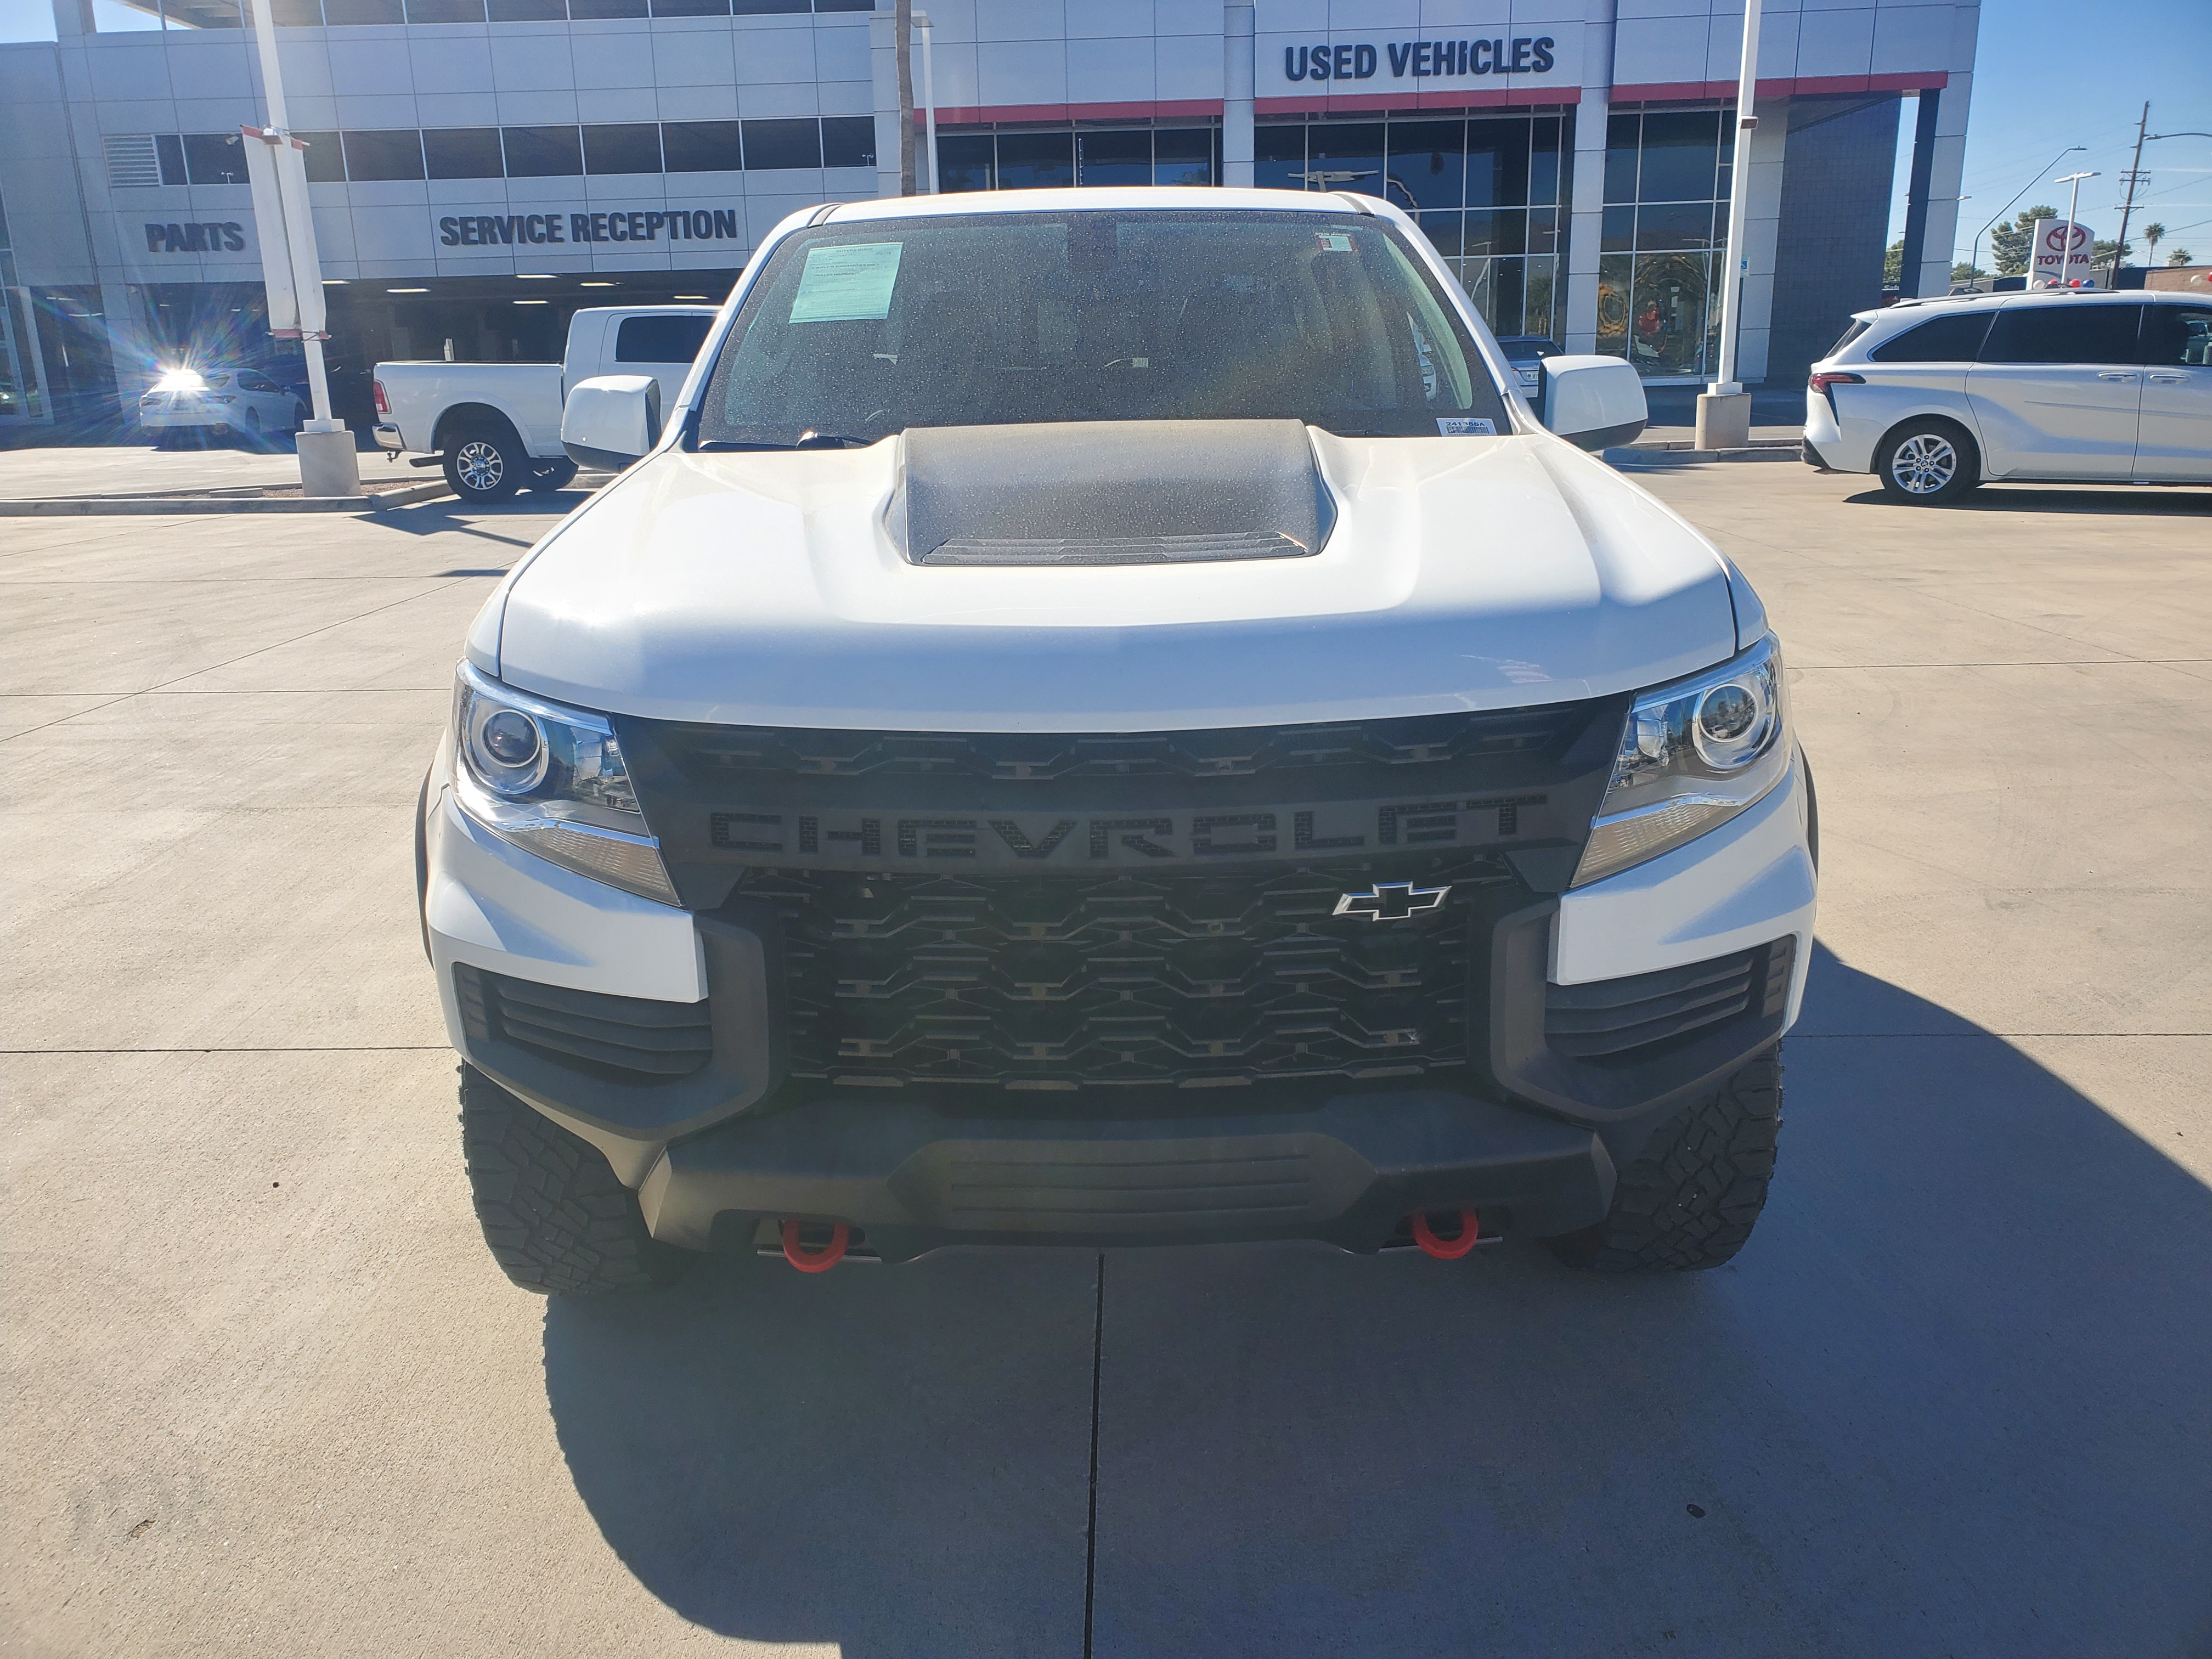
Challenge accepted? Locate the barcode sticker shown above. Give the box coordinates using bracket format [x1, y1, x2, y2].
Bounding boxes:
[1436, 417, 1498, 436]
[1316, 232, 1353, 252]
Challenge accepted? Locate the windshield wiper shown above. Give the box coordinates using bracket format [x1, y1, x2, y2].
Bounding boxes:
[696, 431, 874, 453]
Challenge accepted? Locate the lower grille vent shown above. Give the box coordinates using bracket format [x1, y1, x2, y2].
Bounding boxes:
[1545, 936, 1795, 1063]
[725, 855, 1513, 1091]
[455, 963, 712, 1085]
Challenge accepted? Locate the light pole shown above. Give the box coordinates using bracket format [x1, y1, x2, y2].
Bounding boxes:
[1969, 144, 2084, 278]
[2051, 169, 2098, 285]
[244, 0, 356, 496]
[912, 11, 938, 194]
[1695, 0, 1762, 450]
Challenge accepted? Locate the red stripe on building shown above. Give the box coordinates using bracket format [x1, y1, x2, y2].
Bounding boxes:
[1609, 71, 1949, 103]
[928, 72, 1943, 129]
[924, 99, 1225, 127]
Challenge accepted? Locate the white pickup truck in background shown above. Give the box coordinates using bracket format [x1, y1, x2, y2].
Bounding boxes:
[373, 306, 717, 503]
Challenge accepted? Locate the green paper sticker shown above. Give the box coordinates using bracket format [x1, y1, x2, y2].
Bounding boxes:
[789, 242, 903, 323]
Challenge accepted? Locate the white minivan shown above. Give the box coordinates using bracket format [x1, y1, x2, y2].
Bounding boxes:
[1803, 290, 2212, 503]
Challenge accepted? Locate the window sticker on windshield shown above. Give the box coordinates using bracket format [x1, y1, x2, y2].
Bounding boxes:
[1316, 231, 1353, 253]
[789, 242, 903, 324]
[1437, 417, 1497, 436]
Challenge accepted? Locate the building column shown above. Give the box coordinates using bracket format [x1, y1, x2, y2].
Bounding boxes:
[1733, 97, 1790, 382]
[1913, 4, 1979, 298]
[1561, 0, 1617, 352]
[869, 7, 903, 201]
[1896, 89, 1941, 296]
[1222, 2, 1254, 188]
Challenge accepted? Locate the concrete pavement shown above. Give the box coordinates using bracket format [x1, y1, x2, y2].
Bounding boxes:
[0, 442, 317, 500]
[2, 472, 2208, 1657]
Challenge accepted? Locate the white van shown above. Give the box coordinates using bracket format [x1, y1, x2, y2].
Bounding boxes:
[1803, 290, 2212, 502]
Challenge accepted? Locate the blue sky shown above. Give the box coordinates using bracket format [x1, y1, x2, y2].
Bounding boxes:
[1888, 0, 2212, 267]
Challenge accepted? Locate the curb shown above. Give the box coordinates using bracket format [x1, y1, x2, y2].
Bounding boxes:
[1606, 444, 1805, 469]
[0, 479, 454, 515]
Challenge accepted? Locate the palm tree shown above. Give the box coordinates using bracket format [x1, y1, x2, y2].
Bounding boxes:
[2143, 222, 2166, 266]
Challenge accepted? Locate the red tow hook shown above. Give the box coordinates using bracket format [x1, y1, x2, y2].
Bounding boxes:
[780, 1220, 850, 1273]
[1410, 1209, 1482, 1260]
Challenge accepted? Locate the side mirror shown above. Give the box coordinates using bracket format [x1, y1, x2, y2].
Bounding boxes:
[1539, 356, 1647, 451]
[562, 374, 662, 469]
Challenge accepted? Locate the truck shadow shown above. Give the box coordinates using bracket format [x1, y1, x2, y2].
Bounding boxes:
[540, 943, 2212, 1657]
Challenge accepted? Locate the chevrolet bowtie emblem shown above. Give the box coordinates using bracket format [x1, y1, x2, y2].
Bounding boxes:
[1333, 882, 1452, 922]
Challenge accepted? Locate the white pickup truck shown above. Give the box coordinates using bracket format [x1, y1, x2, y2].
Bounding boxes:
[373, 306, 716, 503]
[421, 189, 1820, 1297]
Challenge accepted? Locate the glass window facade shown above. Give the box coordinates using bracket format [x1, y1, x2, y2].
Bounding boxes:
[0, 188, 43, 423]
[120, 120, 866, 185]
[1255, 115, 1568, 339]
[937, 115, 1567, 342]
[936, 127, 1223, 195]
[1597, 108, 1734, 379]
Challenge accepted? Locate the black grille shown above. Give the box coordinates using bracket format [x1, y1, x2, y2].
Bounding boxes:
[1544, 936, 1795, 1063]
[626, 706, 1590, 786]
[725, 854, 1513, 1091]
[455, 963, 712, 1085]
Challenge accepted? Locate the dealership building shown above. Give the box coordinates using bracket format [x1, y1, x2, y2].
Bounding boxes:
[0, 0, 1978, 430]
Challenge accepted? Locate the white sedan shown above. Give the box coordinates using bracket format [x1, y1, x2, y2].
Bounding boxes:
[139, 369, 308, 446]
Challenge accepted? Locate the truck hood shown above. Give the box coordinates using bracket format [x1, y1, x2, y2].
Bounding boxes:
[484, 427, 1748, 731]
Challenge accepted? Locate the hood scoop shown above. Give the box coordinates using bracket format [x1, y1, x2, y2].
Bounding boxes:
[899, 419, 1333, 567]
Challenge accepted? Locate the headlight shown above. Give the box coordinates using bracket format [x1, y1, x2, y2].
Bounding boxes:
[1572, 634, 1793, 887]
[449, 663, 680, 906]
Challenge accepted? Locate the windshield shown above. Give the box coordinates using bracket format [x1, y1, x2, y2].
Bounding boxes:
[692, 208, 1510, 447]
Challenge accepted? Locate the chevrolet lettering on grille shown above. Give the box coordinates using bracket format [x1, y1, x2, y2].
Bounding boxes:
[702, 797, 1548, 870]
[1332, 881, 1452, 921]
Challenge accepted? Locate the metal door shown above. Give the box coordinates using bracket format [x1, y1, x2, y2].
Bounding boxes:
[1965, 301, 2146, 479]
[2134, 304, 2212, 482]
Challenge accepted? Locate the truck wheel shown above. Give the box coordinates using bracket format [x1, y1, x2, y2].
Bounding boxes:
[459, 1065, 693, 1295]
[524, 458, 578, 493]
[1550, 1047, 1783, 1272]
[443, 424, 523, 504]
[1876, 419, 1980, 504]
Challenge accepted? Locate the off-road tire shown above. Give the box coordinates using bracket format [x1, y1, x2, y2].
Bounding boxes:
[524, 458, 578, 493]
[1550, 1047, 1783, 1272]
[459, 1064, 692, 1295]
[443, 422, 523, 504]
[1875, 418, 1980, 504]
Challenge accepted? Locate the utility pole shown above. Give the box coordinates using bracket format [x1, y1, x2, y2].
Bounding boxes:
[2109, 101, 2149, 286]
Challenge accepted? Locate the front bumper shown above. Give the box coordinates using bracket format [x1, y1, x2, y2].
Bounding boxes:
[424, 755, 1816, 1254]
[637, 1090, 1616, 1261]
